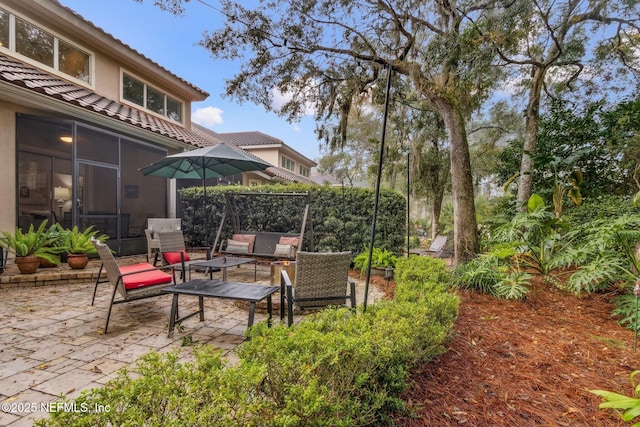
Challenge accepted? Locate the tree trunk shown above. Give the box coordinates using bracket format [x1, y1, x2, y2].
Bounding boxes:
[516, 65, 545, 210]
[429, 141, 446, 241]
[430, 196, 442, 241]
[436, 100, 479, 264]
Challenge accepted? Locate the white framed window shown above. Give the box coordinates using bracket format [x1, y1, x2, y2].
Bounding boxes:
[122, 72, 184, 123]
[0, 7, 92, 85]
[281, 155, 295, 171]
[299, 165, 309, 178]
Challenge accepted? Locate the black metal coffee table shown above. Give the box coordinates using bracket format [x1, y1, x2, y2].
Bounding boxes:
[164, 279, 279, 337]
[189, 256, 257, 281]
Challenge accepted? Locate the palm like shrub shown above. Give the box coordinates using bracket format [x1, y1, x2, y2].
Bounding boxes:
[565, 214, 640, 331]
[55, 224, 108, 255]
[353, 247, 398, 274]
[453, 204, 576, 300]
[0, 220, 64, 264]
[491, 206, 576, 284]
[456, 206, 640, 330]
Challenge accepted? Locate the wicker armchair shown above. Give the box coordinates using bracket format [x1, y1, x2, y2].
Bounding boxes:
[145, 218, 181, 263]
[91, 238, 176, 334]
[280, 251, 356, 326]
[156, 230, 216, 282]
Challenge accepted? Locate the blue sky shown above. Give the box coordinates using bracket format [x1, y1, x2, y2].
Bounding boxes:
[58, 0, 322, 161]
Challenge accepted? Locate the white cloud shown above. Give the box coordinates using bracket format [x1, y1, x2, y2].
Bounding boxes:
[271, 89, 290, 111]
[192, 106, 224, 127]
[271, 86, 316, 117]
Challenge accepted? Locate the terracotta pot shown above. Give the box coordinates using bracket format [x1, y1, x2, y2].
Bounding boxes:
[67, 253, 89, 269]
[16, 256, 40, 274]
[39, 255, 60, 268]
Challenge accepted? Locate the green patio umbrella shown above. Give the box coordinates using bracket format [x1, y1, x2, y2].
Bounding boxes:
[139, 143, 272, 245]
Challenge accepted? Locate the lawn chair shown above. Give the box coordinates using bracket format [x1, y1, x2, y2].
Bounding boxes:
[144, 218, 182, 263]
[155, 230, 217, 282]
[427, 235, 449, 257]
[280, 251, 356, 326]
[91, 238, 176, 334]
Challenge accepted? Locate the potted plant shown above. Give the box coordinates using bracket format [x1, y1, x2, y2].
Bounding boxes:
[39, 224, 66, 268]
[353, 247, 398, 277]
[0, 220, 65, 274]
[57, 224, 108, 269]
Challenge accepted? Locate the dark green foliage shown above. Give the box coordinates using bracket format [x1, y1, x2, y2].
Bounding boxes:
[179, 184, 406, 256]
[36, 249, 458, 427]
[566, 214, 640, 294]
[563, 194, 640, 229]
[452, 201, 577, 299]
[612, 293, 640, 332]
[463, 202, 640, 325]
[498, 99, 640, 201]
[564, 214, 640, 330]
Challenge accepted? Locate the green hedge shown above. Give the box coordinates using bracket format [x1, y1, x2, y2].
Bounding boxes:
[179, 184, 406, 256]
[36, 256, 458, 427]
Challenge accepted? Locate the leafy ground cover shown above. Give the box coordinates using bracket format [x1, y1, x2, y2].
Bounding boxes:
[389, 281, 638, 427]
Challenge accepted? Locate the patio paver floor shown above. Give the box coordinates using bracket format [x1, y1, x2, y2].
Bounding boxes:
[0, 260, 382, 426]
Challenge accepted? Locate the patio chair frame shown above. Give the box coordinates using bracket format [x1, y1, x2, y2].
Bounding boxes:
[145, 218, 182, 263]
[92, 238, 177, 334]
[280, 251, 356, 326]
[155, 230, 217, 282]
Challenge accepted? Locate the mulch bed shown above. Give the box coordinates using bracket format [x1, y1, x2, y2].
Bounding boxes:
[390, 282, 639, 427]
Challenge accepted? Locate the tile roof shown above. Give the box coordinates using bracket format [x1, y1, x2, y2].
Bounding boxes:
[214, 131, 284, 147]
[214, 130, 317, 167]
[0, 53, 214, 147]
[268, 167, 316, 185]
[0, 53, 314, 185]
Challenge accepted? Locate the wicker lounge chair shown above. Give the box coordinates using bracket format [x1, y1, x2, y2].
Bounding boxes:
[92, 238, 176, 334]
[156, 230, 218, 282]
[144, 218, 182, 263]
[280, 251, 356, 326]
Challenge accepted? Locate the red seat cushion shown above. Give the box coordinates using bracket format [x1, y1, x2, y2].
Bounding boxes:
[163, 250, 190, 264]
[119, 262, 155, 274]
[122, 268, 173, 290]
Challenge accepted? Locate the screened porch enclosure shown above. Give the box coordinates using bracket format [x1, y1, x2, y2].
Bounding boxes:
[16, 114, 169, 255]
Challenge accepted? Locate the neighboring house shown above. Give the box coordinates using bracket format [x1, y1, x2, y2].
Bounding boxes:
[194, 126, 317, 186]
[310, 169, 344, 186]
[0, 0, 310, 255]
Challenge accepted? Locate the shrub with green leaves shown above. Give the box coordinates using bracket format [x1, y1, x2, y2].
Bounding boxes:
[564, 194, 639, 229]
[591, 370, 640, 426]
[353, 247, 398, 273]
[36, 249, 458, 427]
[563, 214, 640, 330]
[394, 255, 450, 286]
[451, 198, 580, 300]
[451, 247, 527, 299]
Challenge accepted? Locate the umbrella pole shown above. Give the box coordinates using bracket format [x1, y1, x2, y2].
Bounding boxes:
[202, 157, 208, 248]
